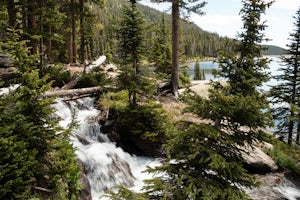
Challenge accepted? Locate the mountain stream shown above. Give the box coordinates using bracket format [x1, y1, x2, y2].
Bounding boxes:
[53, 96, 300, 200]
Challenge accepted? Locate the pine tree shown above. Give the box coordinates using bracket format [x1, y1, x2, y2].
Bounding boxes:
[149, 14, 172, 74]
[202, 68, 206, 80]
[117, 0, 148, 106]
[144, 1, 273, 199]
[150, 0, 206, 97]
[269, 6, 300, 145]
[193, 60, 202, 80]
[0, 27, 80, 199]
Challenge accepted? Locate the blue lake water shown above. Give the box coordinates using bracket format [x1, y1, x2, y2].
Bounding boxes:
[183, 56, 282, 91]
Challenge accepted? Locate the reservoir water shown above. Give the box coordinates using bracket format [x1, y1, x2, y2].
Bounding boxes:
[183, 56, 282, 90]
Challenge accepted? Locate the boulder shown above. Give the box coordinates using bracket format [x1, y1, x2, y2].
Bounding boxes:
[0, 54, 13, 67]
[242, 144, 278, 174]
[100, 119, 163, 157]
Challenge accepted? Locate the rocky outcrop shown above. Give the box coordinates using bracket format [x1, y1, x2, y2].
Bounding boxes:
[100, 119, 163, 157]
[242, 144, 278, 174]
[245, 171, 300, 200]
[0, 54, 13, 68]
[77, 159, 92, 200]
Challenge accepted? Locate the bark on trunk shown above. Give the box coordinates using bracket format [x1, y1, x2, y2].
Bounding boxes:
[288, 111, 294, 145]
[7, 0, 16, 27]
[47, 26, 54, 63]
[79, 0, 85, 64]
[171, 1, 179, 98]
[28, 0, 38, 54]
[296, 113, 300, 145]
[71, 0, 77, 64]
[67, 28, 73, 64]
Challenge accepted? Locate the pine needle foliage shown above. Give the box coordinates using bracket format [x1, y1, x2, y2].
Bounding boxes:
[116, 1, 155, 106]
[149, 14, 172, 74]
[0, 28, 80, 199]
[217, 0, 273, 95]
[269, 6, 300, 145]
[143, 1, 273, 199]
[144, 122, 256, 200]
[193, 60, 202, 80]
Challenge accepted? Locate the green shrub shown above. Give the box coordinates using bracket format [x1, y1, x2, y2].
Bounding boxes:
[179, 73, 191, 86]
[40, 66, 72, 88]
[100, 91, 129, 118]
[76, 73, 106, 88]
[101, 91, 168, 144]
[264, 134, 300, 175]
[116, 102, 167, 142]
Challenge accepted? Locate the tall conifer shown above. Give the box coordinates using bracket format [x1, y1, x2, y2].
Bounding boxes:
[270, 6, 300, 145]
[117, 0, 146, 106]
[150, 0, 206, 97]
[193, 60, 202, 80]
[0, 28, 80, 199]
[144, 1, 273, 199]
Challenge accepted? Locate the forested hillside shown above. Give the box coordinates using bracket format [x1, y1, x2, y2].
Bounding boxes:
[0, 0, 226, 66]
[262, 45, 287, 55]
[96, 0, 227, 60]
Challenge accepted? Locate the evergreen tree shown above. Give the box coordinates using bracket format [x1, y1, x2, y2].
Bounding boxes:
[150, 0, 206, 97]
[117, 0, 149, 106]
[211, 0, 273, 146]
[144, 0, 273, 199]
[0, 27, 80, 199]
[202, 68, 206, 80]
[269, 6, 300, 145]
[193, 60, 202, 80]
[149, 14, 172, 74]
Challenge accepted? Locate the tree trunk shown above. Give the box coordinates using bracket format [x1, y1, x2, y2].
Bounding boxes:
[47, 26, 54, 63]
[296, 113, 300, 145]
[71, 0, 77, 64]
[171, 1, 179, 98]
[67, 27, 73, 64]
[79, 0, 85, 64]
[7, 0, 16, 27]
[288, 111, 294, 145]
[28, 0, 38, 54]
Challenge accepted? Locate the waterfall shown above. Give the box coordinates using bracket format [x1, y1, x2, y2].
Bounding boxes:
[53, 97, 159, 200]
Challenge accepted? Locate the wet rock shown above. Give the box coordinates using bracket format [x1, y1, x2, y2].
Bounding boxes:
[106, 153, 135, 188]
[101, 119, 163, 157]
[75, 133, 91, 145]
[245, 171, 300, 200]
[77, 158, 92, 200]
[244, 172, 286, 200]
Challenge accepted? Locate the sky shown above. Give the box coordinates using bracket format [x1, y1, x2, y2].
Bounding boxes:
[139, 0, 300, 48]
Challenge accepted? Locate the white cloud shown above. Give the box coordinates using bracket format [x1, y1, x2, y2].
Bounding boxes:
[190, 13, 241, 38]
[272, 0, 300, 11]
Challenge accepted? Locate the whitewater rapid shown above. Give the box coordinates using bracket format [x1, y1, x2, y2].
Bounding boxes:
[53, 97, 159, 199]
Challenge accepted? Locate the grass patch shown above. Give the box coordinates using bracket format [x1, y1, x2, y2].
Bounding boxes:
[263, 133, 300, 175]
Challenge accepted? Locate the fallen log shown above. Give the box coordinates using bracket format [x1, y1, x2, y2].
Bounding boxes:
[44, 86, 103, 98]
[62, 55, 106, 90]
[61, 74, 82, 90]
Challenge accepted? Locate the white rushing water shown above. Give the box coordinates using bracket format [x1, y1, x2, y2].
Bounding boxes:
[53, 97, 159, 199]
